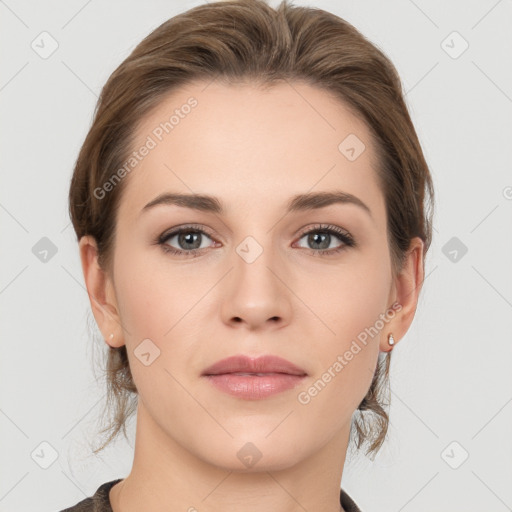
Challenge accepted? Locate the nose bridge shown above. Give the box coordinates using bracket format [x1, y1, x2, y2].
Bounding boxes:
[220, 227, 292, 327]
[233, 230, 280, 291]
[229, 207, 279, 268]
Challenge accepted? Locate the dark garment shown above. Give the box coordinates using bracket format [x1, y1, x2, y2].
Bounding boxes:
[60, 478, 362, 512]
[59, 479, 122, 512]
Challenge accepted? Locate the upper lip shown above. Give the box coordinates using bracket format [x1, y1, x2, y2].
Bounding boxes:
[201, 355, 307, 376]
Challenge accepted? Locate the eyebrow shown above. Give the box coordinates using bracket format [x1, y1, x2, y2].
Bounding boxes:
[140, 190, 372, 219]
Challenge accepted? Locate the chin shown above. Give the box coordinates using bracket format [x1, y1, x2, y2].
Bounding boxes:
[197, 435, 307, 473]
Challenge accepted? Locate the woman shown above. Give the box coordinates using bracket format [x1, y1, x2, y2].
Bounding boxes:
[62, 0, 434, 510]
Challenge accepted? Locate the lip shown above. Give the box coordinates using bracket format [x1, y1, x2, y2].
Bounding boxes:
[201, 354, 307, 377]
[201, 355, 308, 400]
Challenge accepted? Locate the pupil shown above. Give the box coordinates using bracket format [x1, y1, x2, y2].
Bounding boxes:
[310, 232, 329, 249]
[180, 232, 200, 249]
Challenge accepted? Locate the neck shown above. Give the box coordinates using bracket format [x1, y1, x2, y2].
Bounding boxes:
[110, 401, 351, 512]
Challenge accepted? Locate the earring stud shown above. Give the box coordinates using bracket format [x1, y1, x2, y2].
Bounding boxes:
[388, 333, 395, 347]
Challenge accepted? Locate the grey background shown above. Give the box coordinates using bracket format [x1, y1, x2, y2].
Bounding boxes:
[1, 0, 511, 511]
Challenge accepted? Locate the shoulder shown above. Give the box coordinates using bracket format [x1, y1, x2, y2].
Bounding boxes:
[59, 479, 123, 512]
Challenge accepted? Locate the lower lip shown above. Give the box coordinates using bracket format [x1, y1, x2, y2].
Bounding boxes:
[203, 373, 307, 399]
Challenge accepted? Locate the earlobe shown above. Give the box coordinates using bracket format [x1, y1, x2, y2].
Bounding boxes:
[78, 235, 124, 348]
[381, 237, 425, 352]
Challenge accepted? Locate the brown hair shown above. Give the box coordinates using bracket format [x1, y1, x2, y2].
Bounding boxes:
[69, 0, 434, 460]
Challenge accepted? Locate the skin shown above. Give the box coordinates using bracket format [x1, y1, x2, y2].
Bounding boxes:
[79, 80, 424, 512]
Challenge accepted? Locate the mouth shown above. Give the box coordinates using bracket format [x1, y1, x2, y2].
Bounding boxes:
[201, 354, 308, 377]
[220, 372, 289, 376]
[201, 355, 307, 400]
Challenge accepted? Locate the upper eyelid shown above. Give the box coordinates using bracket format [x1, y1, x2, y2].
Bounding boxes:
[160, 224, 216, 241]
[297, 223, 351, 237]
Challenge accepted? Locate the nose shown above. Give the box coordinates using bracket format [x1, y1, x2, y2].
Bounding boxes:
[220, 239, 293, 331]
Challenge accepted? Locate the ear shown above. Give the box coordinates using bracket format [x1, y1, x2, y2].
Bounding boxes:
[381, 237, 425, 352]
[78, 235, 124, 348]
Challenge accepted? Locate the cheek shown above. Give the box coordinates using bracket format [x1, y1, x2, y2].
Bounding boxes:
[301, 256, 390, 400]
[112, 245, 175, 358]
[301, 257, 391, 344]
[113, 260, 194, 401]
[114, 248, 213, 354]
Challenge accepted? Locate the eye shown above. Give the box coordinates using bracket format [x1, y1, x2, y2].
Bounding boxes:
[156, 223, 356, 258]
[294, 224, 356, 256]
[157, 224, 217, 258]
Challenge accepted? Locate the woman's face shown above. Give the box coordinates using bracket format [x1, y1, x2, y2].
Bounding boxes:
[83, 80, 419, 471]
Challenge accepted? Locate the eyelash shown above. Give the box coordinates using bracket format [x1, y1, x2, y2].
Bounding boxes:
[156, 223, 356, 258]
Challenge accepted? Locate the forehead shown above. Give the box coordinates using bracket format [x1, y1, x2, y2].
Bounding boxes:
[118, 79, 384, 222]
